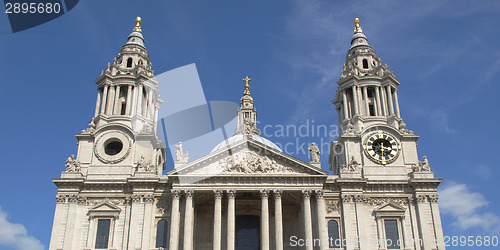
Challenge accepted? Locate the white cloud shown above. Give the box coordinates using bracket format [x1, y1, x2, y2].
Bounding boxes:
[0, 206, 44, 250]
[439, 181, 500, 233]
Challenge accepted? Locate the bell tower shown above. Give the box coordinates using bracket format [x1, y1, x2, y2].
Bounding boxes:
[329, 18, 421, 178]
[73, 17, 166, 179]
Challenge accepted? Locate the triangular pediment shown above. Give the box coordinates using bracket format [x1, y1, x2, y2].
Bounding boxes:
[168, 137, 328, 177]
[373, 202, 406, 216]
[89, 202, 121, 213]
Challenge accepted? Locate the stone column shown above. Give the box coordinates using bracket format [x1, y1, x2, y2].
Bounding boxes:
[213, 190, 223, 250]
[386, 85, 395, 116]
[148, 89, 154, 119]
[380, 87, 388, 116]
[142, 194, 154, 249]
[125, 85, 132, 115]
[63, 195, 78, 250]
[153, 106, 159, 133]
[260, 190, 270, 250]
[169, 190, 181, 250]
[342, 91, 349, 119]
[316, 190, 328, 250]
[362, 87, 369, 116]
[227, 190, 236, 250]
[357, 86, 364, 116]
[131, 85, 138, 116]
[136, 85, 144, 116]
[394, 90, 401, 118]
[352, 86, 359, 116]
[128, 194, 142, 249]
[121, 197, 132, 250]
[374, 86, 382, 116]
[302, 190, 313, 250]
[341, 194, 356, 250]
[429, 194, 445, 249]
[94, 89, 102, 117]
[415, 194, 433, 250]
[113, 85, 121, 115]
[106, 85, 115, 115]
[184, 190, 195, 250]
[336, 107, 342, 126]
[274, 190, 284, 250]
[100, 85, 109, 115]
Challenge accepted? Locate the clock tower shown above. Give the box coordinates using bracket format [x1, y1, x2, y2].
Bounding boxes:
[330, 18, 419, 178]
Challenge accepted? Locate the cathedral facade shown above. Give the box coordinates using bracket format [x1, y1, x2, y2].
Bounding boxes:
[49, 17, 446, 250]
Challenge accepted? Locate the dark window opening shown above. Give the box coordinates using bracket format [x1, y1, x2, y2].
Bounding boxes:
[243, 192, 253, 198]
[367, 89, 373, 98]
[328, 220, 341, 248]
[362, 59, 369, 69]
[95, 219, 111, 249]
[369, 105, 376, 116]
[127, 58, 133, 68]
[105, 140, 123, 156]
[155, 219, 169, 248]
[384, 219, 400, 249]
[121, 103, 126, 115]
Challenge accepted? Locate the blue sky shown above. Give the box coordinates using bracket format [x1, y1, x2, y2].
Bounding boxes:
[0, 0, 499, 249]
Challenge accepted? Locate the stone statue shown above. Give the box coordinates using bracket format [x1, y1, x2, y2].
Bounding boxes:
[175, 141, 189, 163]
[342, 156, 359, 172]
[137, 156, 153, 172]
[418, 156, 431, 172]
[308, 142, 320, 163]
[344, 120, 354, 134]
[65, 155, 80, 172]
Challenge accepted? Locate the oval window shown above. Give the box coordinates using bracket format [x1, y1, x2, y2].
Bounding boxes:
[105, 140, 123, 155]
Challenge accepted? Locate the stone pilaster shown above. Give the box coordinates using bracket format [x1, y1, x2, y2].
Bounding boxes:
[274, 190, 284, 250]
[260, 190, 270, 250]
[169, 190, 181, 250]
[213, 190, 223, 250]
[302, 190, 313, 250]
[227, 190, 236, 250]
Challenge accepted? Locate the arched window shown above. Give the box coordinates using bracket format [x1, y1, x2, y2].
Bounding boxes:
[155, 219, 169, 248]
[328, 220, 341, 248]
[362, 59, 369, 69]
[127, 58, 133, 68]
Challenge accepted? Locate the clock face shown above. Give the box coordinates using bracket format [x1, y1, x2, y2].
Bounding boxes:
[364, 132, 400, 164]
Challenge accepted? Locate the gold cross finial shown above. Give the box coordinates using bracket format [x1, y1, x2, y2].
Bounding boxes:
[354, 18, 362, 33]
[242, 75, 251, 95]
[134, 16, 142, 32]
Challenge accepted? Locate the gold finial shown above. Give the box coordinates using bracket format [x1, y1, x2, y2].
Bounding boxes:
[354, 18, 362, 33]
[134, 16, 142, 32]
[242, 75, 251, 95]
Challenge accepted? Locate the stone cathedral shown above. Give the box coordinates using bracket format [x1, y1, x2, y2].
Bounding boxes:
[49, 17, 446, 250]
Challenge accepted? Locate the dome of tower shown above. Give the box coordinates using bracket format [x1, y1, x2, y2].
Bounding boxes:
[126, 31, 145, 48]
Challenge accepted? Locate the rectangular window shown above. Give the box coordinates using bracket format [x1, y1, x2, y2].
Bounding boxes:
[384, 219, 400, 249]
[95, 219, 111, 249]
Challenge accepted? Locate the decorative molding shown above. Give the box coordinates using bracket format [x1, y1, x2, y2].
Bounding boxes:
[260, 189, 269, 199]
[326, 200, 339, 213]
[274, 189, 283, 199]
[302, 190, 312, 199]
[416, 194, 427, 203]
[218, 151, 296, 174]
[214, 189, 223, 199]
[172, 190, 181, 199]
[428, 194, 439, 203]
[94, 130, 132, 164]
[341, 194, 354, 203]
[184, 190, 194, 198]
[364, 197, 409, 206]
[227, 190, 236, 199]
[315, 190, 324, 199]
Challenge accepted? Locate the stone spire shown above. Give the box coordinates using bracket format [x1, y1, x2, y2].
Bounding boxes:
[234, 75, 260, 136]
[89, 16, 161, 135]
[332, 18, 407, 134]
